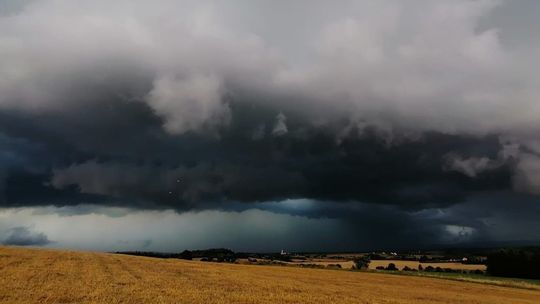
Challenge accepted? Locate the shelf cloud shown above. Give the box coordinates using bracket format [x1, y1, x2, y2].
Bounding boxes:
[0, 0, 539, 249]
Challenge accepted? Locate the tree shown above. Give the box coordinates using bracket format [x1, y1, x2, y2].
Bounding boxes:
[354, 256, 371, 270]
[487, 248, 540, 279]
[386, 263, 398, 271]
[179, 250, 193, 260]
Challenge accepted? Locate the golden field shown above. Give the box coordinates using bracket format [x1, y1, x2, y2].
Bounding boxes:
[1, 246, 539, 304]
[368, 260, 487, 271]
[243, 258, 485, 271]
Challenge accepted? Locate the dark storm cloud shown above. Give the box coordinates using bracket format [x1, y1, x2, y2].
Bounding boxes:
[0, 101, 516, 211]
[2, 226, 51, 246]
[0, 76, 522, 211]
[0, 0, 539, 248]
[226, 193, 540, 249]
[250, 200, 449, 249]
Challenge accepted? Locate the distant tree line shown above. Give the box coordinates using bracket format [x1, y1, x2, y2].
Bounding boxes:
[189, 248, 237, 262]
[116, 251, 183, 259]
[486, 248, 540, 279]
[116, 248, 238, 263]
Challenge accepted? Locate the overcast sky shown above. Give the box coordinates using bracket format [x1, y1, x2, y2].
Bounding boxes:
[0, 0, 539, 252]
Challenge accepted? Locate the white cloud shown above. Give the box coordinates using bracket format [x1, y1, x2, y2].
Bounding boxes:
[445, 156, 495, 178]
[0, 0, 279, 132]
[513, 153, 540, 195]
[146, 74, 229, 134]
[1, 0, 540, 191]
[444, 142, 519, 178]
[272, 112, 288, 136]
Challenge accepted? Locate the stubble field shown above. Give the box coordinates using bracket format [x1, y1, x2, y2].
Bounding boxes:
[368, 259, 487, 271]
[0, 246, 538, 304]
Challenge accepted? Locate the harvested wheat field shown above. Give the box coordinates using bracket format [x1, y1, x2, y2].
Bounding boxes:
[0, 246, 539, 304]
[368, 260, 487, 271]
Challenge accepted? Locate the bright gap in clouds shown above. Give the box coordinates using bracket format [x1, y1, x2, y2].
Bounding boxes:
[0, 206, 349, 252]
[2, 196, 539, 251]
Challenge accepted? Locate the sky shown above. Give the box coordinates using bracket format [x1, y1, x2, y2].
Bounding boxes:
[0, 0, 539, 252]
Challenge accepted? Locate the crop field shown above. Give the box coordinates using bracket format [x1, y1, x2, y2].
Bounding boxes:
[294, 259, 356, 269]
[268, 258, 485, 271]
[238, 258, 357, 269]
[1, 246, 539, 304]
[368, 260, 487, 271]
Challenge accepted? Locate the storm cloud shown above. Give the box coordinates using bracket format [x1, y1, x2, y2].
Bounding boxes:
[2, 226, 51, 246]
[0, 0, 539, 250]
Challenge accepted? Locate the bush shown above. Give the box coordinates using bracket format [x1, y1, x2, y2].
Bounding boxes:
[376, 266, 385, 270]
[402, 266, 412, 271]
[386, 263, 398, 271]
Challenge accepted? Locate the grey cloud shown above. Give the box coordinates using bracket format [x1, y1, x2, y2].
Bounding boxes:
[431, 192, 540, 244]
[443, 146, 517, 178]
[2, 196, 536, 252]
[146, 74, 230, 134]
[0, 0, 538, 138]
[445, 155, 498, 178]
[0, 0, 538, 146]
[251, 124, 266, 140]
[0, 0, 280, 133]
[0, 205, 457, 251]
[271, 112, 288, 136]
[51, 159, 308, 209]
[0, 0, 33, 16]
[40, 128, 512, 212]
[512, 153, 540, 195]
[2, 226, 51, 246]
[0, 0, 539, 249]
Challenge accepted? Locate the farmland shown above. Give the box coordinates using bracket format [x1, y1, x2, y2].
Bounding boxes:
[238, 257, 485, 272]
[1, 246, 539, 303]
[368, 259, 486, 271]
